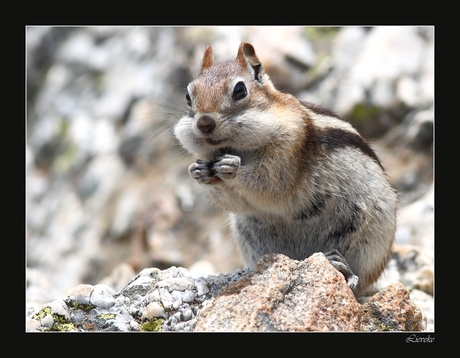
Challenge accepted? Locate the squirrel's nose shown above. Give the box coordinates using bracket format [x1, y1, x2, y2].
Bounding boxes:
[197, 115, 216, 134]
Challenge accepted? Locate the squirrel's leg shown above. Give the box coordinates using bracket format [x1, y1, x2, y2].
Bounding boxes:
[189, 154, 241, 184]
[324, 249, 359, 291]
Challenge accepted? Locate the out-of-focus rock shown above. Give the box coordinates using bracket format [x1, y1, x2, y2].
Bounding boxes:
[26, 268, 62, 310]
[302, 26, 433, 139]
[396, 184, 434, 248]
[98, 263, 137, 292]
[392, 244, 434, 296]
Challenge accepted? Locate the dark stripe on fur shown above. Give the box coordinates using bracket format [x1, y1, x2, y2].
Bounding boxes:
[301, 101, 340, 119]
[320, 128, 383, 170]
[327, 204, 362, 244]
[300, 101, 383, 170]
[294, 191, 331, 220]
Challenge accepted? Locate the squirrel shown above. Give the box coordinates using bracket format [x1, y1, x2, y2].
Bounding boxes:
[174, 42, 398, 298]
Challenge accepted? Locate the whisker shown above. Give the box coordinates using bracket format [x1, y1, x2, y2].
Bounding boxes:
[130, 124, 172, 163]
[127, 91, 189, 165]
[149, 86, 186, 107]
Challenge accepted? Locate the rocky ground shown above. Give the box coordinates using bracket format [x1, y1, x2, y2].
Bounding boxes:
[26, 253, 429, 332]
[26, 26, 434, 332]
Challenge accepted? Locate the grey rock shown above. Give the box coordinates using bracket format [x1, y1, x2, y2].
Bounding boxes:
[158, 277, 195, 292]
[195, 277, 210, 296]
[28, 299, 75, 332]
[158, 288, 174, 310]
[90, 284, 116, 308]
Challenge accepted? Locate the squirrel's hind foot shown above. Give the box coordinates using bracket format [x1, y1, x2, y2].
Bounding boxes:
[324, 249, 359, 291]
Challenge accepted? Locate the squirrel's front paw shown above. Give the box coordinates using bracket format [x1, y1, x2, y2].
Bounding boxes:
[189, 161, 214, 184]
[213, 154, 241, 180]
[189, 154, 241, 184]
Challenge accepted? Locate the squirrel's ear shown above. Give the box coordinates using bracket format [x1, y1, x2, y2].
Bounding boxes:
[200, 45, 214, 73]
[237, 42, 264, 84]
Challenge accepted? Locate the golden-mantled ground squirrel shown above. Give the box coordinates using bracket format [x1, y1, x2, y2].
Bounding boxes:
[174, 42, 397, 297]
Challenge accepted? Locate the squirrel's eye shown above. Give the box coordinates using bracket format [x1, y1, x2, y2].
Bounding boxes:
[186, 91, 191, 106]
[232, 81, 247, 101]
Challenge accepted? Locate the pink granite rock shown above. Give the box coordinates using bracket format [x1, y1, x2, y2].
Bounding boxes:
[194, 253, 362, 331]
[360, 281, 427, 331]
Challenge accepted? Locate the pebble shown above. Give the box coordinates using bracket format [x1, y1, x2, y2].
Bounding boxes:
[66, 284, 93, 305]
[128, 304, 139, 315]
[49, 299, 71, 320]
[183, 308, 193, 321]
[195, 277, 210, 296]
[171, 291, 183, 307]
[143, 302, 165, 319]
[41, 315, 55, 329]
[181, 291, 195, 303]
[148, 289, 160, 302]
[130, 320, 140, 330]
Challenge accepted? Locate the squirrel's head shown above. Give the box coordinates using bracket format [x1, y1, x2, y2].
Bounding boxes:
[174, 42, 280, 157]
[187, 42, 273, 114]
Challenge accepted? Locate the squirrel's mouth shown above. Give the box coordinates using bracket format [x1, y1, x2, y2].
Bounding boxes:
[205, 137, 227, 145]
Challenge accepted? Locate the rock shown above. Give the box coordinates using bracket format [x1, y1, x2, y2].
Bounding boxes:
[194, 253, 361, 332]
[407, 109, 434, 151]
[367, 243, 434, 331]
[27, 264, 253, 332]
[396, 182, 434, 247]
[26, 253, 427, 332]
[90, 284, 117, 308]
[392, 244, 434, 296]
[409, 289, 434, 331]
[187, 260, 217, 278]
[302, 26, 433, 139]
[195, 254, 427, 332]
[98, 262, 136, 292]
[27, 299, 75, 332]
[142, 302, 165, 320]
[360, 282, 426, 331]
[26, 267, 62, 309]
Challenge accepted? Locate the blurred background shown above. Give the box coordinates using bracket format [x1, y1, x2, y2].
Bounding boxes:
[26, 26, 433, 306]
